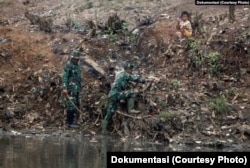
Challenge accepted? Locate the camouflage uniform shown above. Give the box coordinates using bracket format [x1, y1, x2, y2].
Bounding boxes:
[104, 70, 145, 121]
[101, 61, 146, 133]
[62, 51, 82, 125]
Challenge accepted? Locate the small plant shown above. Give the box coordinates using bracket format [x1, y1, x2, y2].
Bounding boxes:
[209, 96, 232, 124]
[171, 80, 181, 88]
[224, 87, 237, 98]
[188, 40, 197, 49]
[122, 22, 129, 30]
[130, 34, 138, 43]
[242, 32, 249, 41]
[207, 52, 220, 75]
[228, 87, 236, 96]
[193, 56, 202, 67]
[108, 31, 117, 42]
[72, 21, 82, 31]
[207, 52, 219, 63]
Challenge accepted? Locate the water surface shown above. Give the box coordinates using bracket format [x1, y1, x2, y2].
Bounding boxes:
[0, 134, 249, 168]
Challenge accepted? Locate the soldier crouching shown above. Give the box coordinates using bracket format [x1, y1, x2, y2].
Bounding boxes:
[102, 61, 153, 134]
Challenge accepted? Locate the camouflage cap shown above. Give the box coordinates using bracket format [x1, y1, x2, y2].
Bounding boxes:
[123, 61, 134, 70]
[71, 50, 81, 59]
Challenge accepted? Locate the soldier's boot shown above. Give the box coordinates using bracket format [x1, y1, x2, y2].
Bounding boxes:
[67, 110, 79, 129]
[101, 120, 108, 134]
[127, 98, 140, 114]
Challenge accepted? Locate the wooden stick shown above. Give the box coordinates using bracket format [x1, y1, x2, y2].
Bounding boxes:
[66, 95, 84, 114]
[116, 111, 151, 120]
[94, 111, 101, 125]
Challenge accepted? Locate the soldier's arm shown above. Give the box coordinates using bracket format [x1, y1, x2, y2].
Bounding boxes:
[128, 74, 146, 83]
[62, 65, 69, 90]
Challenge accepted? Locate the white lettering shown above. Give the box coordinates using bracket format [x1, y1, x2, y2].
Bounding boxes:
[218, 156, 245, 164]
[175, 156, 182, 164]
[218, 156, 224, 163]
[118, 158, 123, 163]
[111, 156, 117, 163]
[238, 1, 250, 5]
[210, 158, 215, 165]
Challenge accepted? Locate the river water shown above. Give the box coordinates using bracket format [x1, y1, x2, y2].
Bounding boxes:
[0, 133, 249, 168]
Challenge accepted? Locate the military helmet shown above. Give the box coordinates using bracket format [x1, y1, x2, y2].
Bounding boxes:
[123, 61, 134, 70]
[71, 50, 81, 59]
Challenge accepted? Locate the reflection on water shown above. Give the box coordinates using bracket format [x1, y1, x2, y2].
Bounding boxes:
[0, 135, 106, 168]
[0, 134, 248, 168]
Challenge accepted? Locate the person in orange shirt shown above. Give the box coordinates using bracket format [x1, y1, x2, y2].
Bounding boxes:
[175, 11, 192, 42]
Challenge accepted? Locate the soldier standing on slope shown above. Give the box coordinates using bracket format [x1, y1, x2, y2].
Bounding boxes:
[62, 50, 83, 128]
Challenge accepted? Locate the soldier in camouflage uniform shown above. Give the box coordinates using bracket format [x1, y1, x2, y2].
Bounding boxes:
[102, 61, 153, 133]
[62, 50, 82, 128]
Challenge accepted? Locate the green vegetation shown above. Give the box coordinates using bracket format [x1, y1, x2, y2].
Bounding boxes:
[193, 56, 202, 67]
[207, 52, 220, 75]
[209, 96, 232, 124]
[171, 80, 181, 88]
[224, 87, 237, 98]
[188, 40, 221, 76]
[72, 21, 82, 31]
[228, 87, 236, 97]
[242, 32, 249, 41]
[107, 31, 117, 42]
[187, 40, 203, 69]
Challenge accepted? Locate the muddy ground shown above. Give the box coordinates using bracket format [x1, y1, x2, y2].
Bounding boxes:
[0, 0, 250, 148]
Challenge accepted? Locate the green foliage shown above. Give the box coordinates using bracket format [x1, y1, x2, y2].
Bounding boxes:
[224, 87, 237, 98]
[121, 22, 138, 44]
[171, 80, 181, 88]
[209, 96, 231, 116]
[207, 52, 219, 63]
[188, 40, 197, 50]
[108, 31, 117, 42]
[193, 56, 202, 67]
[187, 39, 204, 70]
[242, 32, 249, 41]
[228, 87, 236, 97]
[72, 21, 82, 31]
[207, 52, 220, 75]
[188, 40, 222, 75]
[130, 34, 138, 43]
[122, 22, 129, 30]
